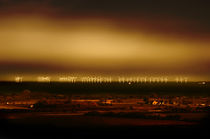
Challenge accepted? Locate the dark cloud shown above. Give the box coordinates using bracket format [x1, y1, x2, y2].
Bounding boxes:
[0, 0, 210, 20]
[0, 0, 210, 40]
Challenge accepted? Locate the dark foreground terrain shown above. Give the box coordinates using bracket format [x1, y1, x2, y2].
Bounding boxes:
[0, 114, 209, 139]
[0, 82, 209, 139]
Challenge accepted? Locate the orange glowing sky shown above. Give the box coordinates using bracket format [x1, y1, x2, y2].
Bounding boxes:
[0, 0, 210, 81]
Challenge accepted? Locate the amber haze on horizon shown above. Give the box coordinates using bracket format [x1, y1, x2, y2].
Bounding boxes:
[0, 0, 210, 81]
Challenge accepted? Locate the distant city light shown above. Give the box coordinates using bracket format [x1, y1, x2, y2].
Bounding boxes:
[11, 75, 191, 83]
[202, 82, 206, 84]
[176, 77, 188, 83]
[198, 81, 206, 85]
[59, 76, 77, 82]
[14, 76, 23, 83]
[30, 104, 34, 108]
[37, 76, 51, 82]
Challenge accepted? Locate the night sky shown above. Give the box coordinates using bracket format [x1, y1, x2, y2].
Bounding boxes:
[0, 0, 210, 81]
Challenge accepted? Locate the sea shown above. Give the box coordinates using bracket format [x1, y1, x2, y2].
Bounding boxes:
[0, 81, 209, 96]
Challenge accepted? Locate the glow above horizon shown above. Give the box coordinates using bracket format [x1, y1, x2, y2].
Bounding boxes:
[0, 15, 210, 81]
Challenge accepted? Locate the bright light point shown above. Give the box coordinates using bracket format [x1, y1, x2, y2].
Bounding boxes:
[15, 76, 23, 83]
[37, 76, 51, 82]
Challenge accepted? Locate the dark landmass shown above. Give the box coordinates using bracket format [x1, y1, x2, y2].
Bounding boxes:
[0, 82, 209, 139]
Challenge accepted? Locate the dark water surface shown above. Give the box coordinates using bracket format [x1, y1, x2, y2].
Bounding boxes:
[0, 81, 209, 96]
